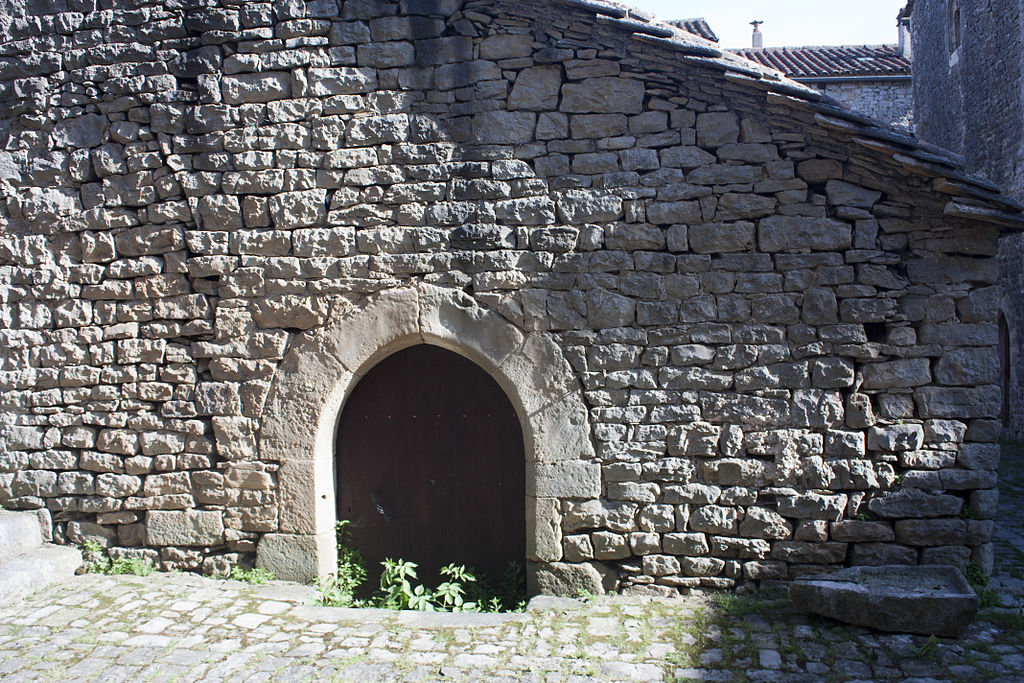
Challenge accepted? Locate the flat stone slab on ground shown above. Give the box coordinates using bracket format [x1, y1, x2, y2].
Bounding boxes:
[789, 564, 979, 637]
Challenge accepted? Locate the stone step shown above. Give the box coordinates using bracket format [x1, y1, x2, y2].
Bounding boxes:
[0, 511, 43, 561]
[0, 544, 82, 608]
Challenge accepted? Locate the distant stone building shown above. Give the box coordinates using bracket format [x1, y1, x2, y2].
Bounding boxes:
[903, 0, 1024, 438]
[735, 45, 913, 134]
[670, 19, 914, 134]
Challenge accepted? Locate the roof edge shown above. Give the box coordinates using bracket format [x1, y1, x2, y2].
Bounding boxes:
[547, 0, 1023, 228]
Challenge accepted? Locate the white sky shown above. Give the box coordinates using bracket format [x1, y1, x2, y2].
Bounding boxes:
[625, 1, 909, 49]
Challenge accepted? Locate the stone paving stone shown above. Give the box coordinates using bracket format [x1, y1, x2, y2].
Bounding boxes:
[1, 444, 1024, 680]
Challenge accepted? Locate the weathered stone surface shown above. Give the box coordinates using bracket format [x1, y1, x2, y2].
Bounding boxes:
[269, 190, 327, 229]
[688, 505, 740, 535]
[790, 565, 978, 637]
[472, 111, 536, 144]
[696, 112, 739, 148]
[147, 510, 224, 546]
[222, 72, 291, 104]
[894, 518, 967, 546]
[557, 191, 623, 223]
[867, 488, 963, 518]
[861, 359, 932, 390]
[739, 507, 792, 540]
[561, 78, 645, 114]
[508, 66, 562, 111]
[0, 0, 1004, 589]
[688, 223, 755, 253]
[306, 67, 377, 95]
[532, 562, 605, 596]
[777, 493, 848, 521]
[867, 424, 924, 452]
[759, 217, 851, 252]
[826, 180, 881, 208]
[256, 532, 335, 583]
[564, 500, 637, 533]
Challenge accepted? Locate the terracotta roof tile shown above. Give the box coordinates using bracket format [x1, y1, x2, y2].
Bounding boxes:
[732, 45, 911, 79]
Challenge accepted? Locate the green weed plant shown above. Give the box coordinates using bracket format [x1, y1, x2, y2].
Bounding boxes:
[315, 520, 527, 612]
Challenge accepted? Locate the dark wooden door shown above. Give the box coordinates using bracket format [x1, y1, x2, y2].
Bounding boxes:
[335, 344, 525, 588]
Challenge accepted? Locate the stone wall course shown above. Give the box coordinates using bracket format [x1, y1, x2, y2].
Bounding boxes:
[0, 0, 1019, 590]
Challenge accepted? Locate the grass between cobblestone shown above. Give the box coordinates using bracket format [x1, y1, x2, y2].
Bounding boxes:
[2, 574, 1024, 681]
[8, 433, 1024, 683]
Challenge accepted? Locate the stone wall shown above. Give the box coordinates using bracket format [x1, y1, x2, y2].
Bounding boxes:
[909, 0, 1024, 438]
[813, 80, 913, 134]
[0, 0, 1018, 594]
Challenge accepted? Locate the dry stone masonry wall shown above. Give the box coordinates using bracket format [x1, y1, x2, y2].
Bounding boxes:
[0, 0, 1020, 594]
[907, 0, 1024, 439]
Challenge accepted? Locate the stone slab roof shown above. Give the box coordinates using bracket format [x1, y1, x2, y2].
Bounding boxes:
[553, 0, 1024, 226]
[733, 45, 912, 80]
[666, 18, 719, 43]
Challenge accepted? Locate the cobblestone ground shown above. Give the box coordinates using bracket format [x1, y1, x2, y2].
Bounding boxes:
[2, 448, 1024, 682]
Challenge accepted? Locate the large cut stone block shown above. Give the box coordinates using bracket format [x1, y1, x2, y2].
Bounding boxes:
[530, 461, 601, 499]
[147, 510, 224, 546]
[527, 497, 562, 562]
[759, 216, 851, 252]
[256, 532, 336, 583]
[561, 78, 645, 114]
[530, 561, 604, 596]
[790, 565, 978, 637]
[221, 72, 291, 104]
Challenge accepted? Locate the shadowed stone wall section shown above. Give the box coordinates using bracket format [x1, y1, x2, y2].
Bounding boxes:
[0, 0, 1019, 594]
[908, 0, 1024, 437]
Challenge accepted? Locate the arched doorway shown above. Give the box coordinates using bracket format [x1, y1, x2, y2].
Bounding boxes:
[256, 284, 598, 584]
[335, 344, 525, 586]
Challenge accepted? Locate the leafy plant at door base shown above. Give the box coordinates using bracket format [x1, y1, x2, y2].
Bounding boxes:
[315, 520, 527, 612]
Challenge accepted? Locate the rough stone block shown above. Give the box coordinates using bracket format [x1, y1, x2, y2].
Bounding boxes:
[561, 77, 645, 114]
[531, 561, 604, 596]
[256, 532, 335, 583]
[222, 72, 291, 104]
[147, 510, 224, 546]
[759, 216, 851, 252]
[790, 565, 977, 637]
[530, 461, 601, 499]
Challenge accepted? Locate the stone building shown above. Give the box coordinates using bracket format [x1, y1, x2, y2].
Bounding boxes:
[901, 0, 1024, 439]
[666, 20, 914, 134]
[734, 45, 913, 134]
[0, 0, 1020, 595]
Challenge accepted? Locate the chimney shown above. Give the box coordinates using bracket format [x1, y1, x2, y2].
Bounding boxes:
[897, 15, 913, 60]
[751, 20, 764, 49]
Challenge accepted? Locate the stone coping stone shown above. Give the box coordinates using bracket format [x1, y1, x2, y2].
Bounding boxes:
[789, 564, 979, 637]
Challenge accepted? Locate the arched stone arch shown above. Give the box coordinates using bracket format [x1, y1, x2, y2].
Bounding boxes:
[254, 283, 597, 582]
